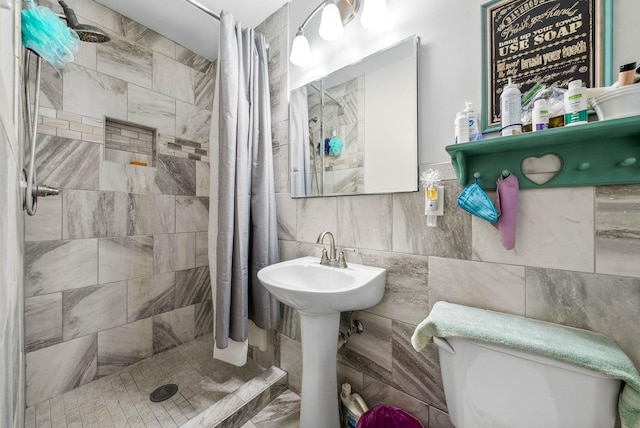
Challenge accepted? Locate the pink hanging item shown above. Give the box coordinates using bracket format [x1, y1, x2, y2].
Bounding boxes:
[356, 404, 425, 428]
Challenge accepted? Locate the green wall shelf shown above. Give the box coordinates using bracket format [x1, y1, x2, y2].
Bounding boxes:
[445, 115, 640, 190]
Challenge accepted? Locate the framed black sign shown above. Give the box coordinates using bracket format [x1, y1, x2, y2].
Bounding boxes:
[481, 0, 613, 132]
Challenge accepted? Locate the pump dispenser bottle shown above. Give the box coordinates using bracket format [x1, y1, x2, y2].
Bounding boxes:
[464, 101, 482, 141]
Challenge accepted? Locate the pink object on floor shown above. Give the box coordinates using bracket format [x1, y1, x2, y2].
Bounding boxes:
[356, 404, 425, 428]
[493, 173, 519, 250]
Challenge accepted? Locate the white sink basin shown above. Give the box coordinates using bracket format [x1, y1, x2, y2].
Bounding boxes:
[257, 256, 386, 314]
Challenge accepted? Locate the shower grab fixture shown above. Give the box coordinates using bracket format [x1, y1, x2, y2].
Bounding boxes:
[22, 2, 110, 216]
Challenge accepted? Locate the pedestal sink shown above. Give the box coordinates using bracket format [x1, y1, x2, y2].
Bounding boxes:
[257, 256, 386, 428]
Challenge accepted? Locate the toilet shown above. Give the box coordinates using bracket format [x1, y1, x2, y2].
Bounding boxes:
[434, 336, 622, 428]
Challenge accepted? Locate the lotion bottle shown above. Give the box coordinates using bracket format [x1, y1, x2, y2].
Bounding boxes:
[464, 101, 482, 141]
[454, 111, 470, 144]
[500, 78, 522, 136]
[532, 99, 549, 131]
[564, 79, 587, 126]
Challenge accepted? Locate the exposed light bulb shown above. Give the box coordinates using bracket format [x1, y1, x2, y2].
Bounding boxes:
[318, 2, 344, 41]
[290, 30, 312, 66]
[360, 0, 388, 30]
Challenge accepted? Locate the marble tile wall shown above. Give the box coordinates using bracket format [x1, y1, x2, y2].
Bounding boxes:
[259, 4, 640, 428]
[23, 0, 215, 407]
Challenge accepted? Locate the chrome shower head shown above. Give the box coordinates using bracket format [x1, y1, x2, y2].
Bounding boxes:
[58, 0, 111, 43]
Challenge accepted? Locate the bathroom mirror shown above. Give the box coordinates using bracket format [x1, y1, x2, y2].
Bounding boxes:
[289, 35, 419, 198]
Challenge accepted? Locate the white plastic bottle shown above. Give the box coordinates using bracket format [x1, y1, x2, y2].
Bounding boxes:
[464, 101, 483, 141]
[500, 78, 522, 136]
[532, 99, 549, 132]
[340, 383, 368, 428]
[454, 111, 470, 144]
[564, 79, 588, 126]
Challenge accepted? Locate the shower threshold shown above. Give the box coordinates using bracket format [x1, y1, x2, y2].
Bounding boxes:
[25, 336, 290, 427]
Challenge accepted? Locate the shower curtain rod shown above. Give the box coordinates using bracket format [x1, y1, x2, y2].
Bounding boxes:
[183, 0, 221, 21]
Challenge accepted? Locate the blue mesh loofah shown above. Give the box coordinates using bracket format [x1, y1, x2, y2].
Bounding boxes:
[328, 136, 343, 156]
[457, 182, 499, 223]
[21, 1, 79, 68]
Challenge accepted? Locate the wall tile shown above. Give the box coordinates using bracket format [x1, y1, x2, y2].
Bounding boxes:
[34, 135, 100, 190]
[360, 250, 429, 326]
[153, 53, 196, 103]
[195, 300, 213, 337]
[153, 306, 195, 353]
[393, 181, 471, 259]
[127, 272, 176, 322]
[526, 267, 640, 369]
[154, 233, 196, 274]
[275, 193, 296, 241]
[99, 236, 154, 283]
[336, 363, 364, 395]
[196, 232, 209, 267]
[25, 334, 97, 406]
[337, 195, 392, 251]
[429, 407, 455, 428]
[295, 197, 337, 243]
[127, 84, 176, 135]
[277, 304, 301, 342]
[176, 266, 211, 308]
[176, 100, 211, 144]
[97, 36, 153, 89]
[25, 293, 62, 353]
[194, 69, 215, 111]
[595, 184, 640, 278]
[338, 311, 392, 384]
[62, 64, 128, 120]
[25, 239, 98, 297]
[97, 318, 153, 377]
[73, 40, 97, 70]
[31, 55, 62, 109]
[175, 45, 214, 74]
[429, 257, 526, 315]
[392, 321, 447, 410]
[176, 196, 209, 232]
[127, 193, 176, 236]
[472, 187, 595, 272]
[121, 17, 176, 58]
[62, 282, 127, 341]
[196, 161, 210, 197]
[155, 154, 196, 196]
[279, 334, 302, 393]
[62, 190, 127, 239]
[362, 376, 430, 426]
[24, 195, 62, 241]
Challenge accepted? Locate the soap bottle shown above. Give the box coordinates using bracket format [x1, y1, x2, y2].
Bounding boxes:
[340, 383, 368, 428]
[454, 111, 470, 144]
[500, 78, 522, 136]
[464, 101, 483, 141]
[564, 79, 588, 126]
[532, 99, 549, 132]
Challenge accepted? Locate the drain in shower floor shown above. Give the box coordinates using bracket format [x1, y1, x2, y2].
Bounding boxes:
[150, 384, 179, 402]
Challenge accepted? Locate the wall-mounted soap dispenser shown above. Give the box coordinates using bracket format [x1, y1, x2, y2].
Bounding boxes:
[421, 169, 444, 227]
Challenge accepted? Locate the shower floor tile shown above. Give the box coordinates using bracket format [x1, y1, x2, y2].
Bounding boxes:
[25, 336, 288, 428]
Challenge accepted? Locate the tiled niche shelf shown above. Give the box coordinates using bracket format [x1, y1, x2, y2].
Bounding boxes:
[105, 118, 157, 167]
[445, 115, 640, 190]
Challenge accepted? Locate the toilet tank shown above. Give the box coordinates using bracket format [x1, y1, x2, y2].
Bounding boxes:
[434, 336, 622, 428]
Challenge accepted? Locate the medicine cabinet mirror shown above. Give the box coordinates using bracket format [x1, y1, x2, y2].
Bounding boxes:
[289, 35, 419, 198]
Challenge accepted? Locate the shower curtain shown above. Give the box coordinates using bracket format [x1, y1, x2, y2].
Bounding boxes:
[208, 11, 280, 366]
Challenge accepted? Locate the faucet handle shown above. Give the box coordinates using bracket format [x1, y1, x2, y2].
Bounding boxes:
[337, 251, 348, 268]
[320, 248, 330, 264]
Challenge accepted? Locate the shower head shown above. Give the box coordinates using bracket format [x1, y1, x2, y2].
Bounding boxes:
[58, 0, 111, 43]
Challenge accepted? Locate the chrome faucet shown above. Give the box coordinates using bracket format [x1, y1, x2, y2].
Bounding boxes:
[316, 231, 348, 268]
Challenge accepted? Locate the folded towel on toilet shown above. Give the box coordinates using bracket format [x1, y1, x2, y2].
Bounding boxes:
[411, 301, 640, 428]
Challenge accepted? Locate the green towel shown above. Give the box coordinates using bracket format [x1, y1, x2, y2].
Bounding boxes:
[411, 301, 640, 428]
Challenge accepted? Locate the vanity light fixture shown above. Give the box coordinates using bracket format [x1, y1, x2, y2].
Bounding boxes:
[291, 0, 388, 67]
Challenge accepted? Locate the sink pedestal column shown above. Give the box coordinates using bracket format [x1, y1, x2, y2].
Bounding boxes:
[299, 311, 341, 428]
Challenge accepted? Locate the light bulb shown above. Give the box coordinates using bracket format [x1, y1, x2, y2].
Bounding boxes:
[360, 0, 388, 30]
[290, 30, 312, 66]
[319, 2, 344, 41]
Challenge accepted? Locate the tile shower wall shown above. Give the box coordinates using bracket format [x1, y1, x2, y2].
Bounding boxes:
[260, 5, 640, 428]
[1, 1, 25, 426]
[23, 0, 215, 407]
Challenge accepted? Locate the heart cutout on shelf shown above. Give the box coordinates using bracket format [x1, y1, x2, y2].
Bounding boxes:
[520, 154, 563, 185]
